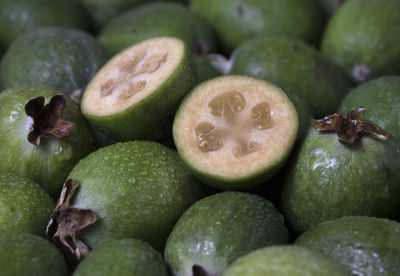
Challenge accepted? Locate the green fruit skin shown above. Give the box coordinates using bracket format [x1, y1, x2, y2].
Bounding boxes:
[321, 0, 400, 82]
[0, 87, 97, 198]
[230, 36, 352, 117]
[0, 0, 91, 49]
[81, 0, 152, 31]
[164, 191, 288, 276]
[68, 141, 207, 251]
[194, 55, 220, 83]
[281, 127, 400, 235]
[295, 216, 400, 276]
[82, 38, 197, 142]
[0, 27, 111, 97]
[337, 76, 400, 140]
[0, 172, 54, 236]
[190, 0, 322, 53]
[74, 238, 168, 276]
[0, 230, 68, 276]
[99, 2, 218, 55]
[224, 245, 348, 276]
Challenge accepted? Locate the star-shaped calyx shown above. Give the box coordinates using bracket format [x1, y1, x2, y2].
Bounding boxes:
[46, 179, 98, 260]
[25, 95, 74, 145]
[311, 106, 391, 144]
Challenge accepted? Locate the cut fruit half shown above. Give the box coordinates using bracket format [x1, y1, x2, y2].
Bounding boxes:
[173, 75, 299, 190]
[81, 36, 196, 141]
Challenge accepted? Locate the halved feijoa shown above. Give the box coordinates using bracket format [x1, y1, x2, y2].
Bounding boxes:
[173, 75, 299, 190]
[81, 36, 197, 141]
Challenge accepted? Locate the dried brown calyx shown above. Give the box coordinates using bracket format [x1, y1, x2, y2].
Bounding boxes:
[25, 95, 74, 145]
[46, 179, 98, 260]
[311, 106, 391, 144]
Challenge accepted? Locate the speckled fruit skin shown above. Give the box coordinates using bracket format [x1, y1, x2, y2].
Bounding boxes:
[81, 37, 197, 142]
[190, 0, 322, 53]
[74, 239, 168, 276]
[281, 128, 400, 235]
[164, 191, 288, 276]
[295, 216, 400, 276]
[68, 141, 207, 251]
[230, 36, 352, 117]
[338, 76, 400, 140]
[0, 172, 54, 236]
[0, 230, 68, 276]
[321, 0, 400, 83]
[224, 245, 348, 276]
[0, 87, 97, 198]
[0, 0, 90, 49]
[99, 2, 217, 55]
[0, 27, 110, 97]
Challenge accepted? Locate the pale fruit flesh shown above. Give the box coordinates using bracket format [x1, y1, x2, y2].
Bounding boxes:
[173, 75, 298, 182]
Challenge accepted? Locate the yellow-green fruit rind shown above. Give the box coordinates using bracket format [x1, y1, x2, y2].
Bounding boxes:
[337, 76, 400, 140]
[190, 0, 323, 53]
[173, 75, 299, 190]
[0, 172, 54, 236]
[321, 0, 400, 82]
[164, 191, 288, 276]
[281, 128, 400, 235]
[99, 2, 218, 55]
[0, 0, 90, 49]
[81, 38, 197, 142]
[0, 230, 68, 276]
[0, 87, 97, 197]
[68, 141, 207, 251]
[74, 239, 168, 276]
[224, 245, 348, 276]
[295, 216, 400, 276]
[230, 36, 352, 117]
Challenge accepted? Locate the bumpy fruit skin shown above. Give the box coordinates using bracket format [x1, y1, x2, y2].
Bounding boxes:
[82, 37, 197, 142]
[321, 0, 400, 82]
[0, 230, 68, 276]
[295, 216, 400, 276]
[68, 141, 207, 251]
[190, 0, 322, 53]
[338, 76, 400, 140]
[0, 172, 54, 236]
[74, 239, 168, 276]
[0, 0, 90, 49]
[0, 27, 110, 97]
[0, 87, 97, 197]
[281, 128, 400, 235]
[230, 36, 352, 117]
[165, 192, 288, 276]
[99, 2, 217, 55]
[224, 245, 348, 276]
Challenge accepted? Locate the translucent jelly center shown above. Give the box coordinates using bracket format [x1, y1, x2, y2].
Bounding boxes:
[195, 90, 275, 158]
[100, 49, 168, 103]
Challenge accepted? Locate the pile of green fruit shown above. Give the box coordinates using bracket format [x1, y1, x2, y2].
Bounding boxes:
[0, 0, 399, 275]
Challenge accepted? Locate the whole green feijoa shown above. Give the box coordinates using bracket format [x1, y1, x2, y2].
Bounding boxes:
[224, 245, 348, 276]
[74, 239, 168, 276]
[0, 87, 97, 198]
[99, 2, 217, 55]
[229, 36, 352, 117]
[321, 0, 400, 82]
[295, 216, 400, 276]
[190, 0, 323, 53]
[81, 36, 197, 142]
[0, 230, 68, 276]
[63, 141, 207, 252]
[164, 191, 288, 276]
[281, 126, 400, 235]
[0, 27, 110, 99]
[338, 76, 400, 140]
[0, 172, 54, 236]
[0, 0, 90, 49]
